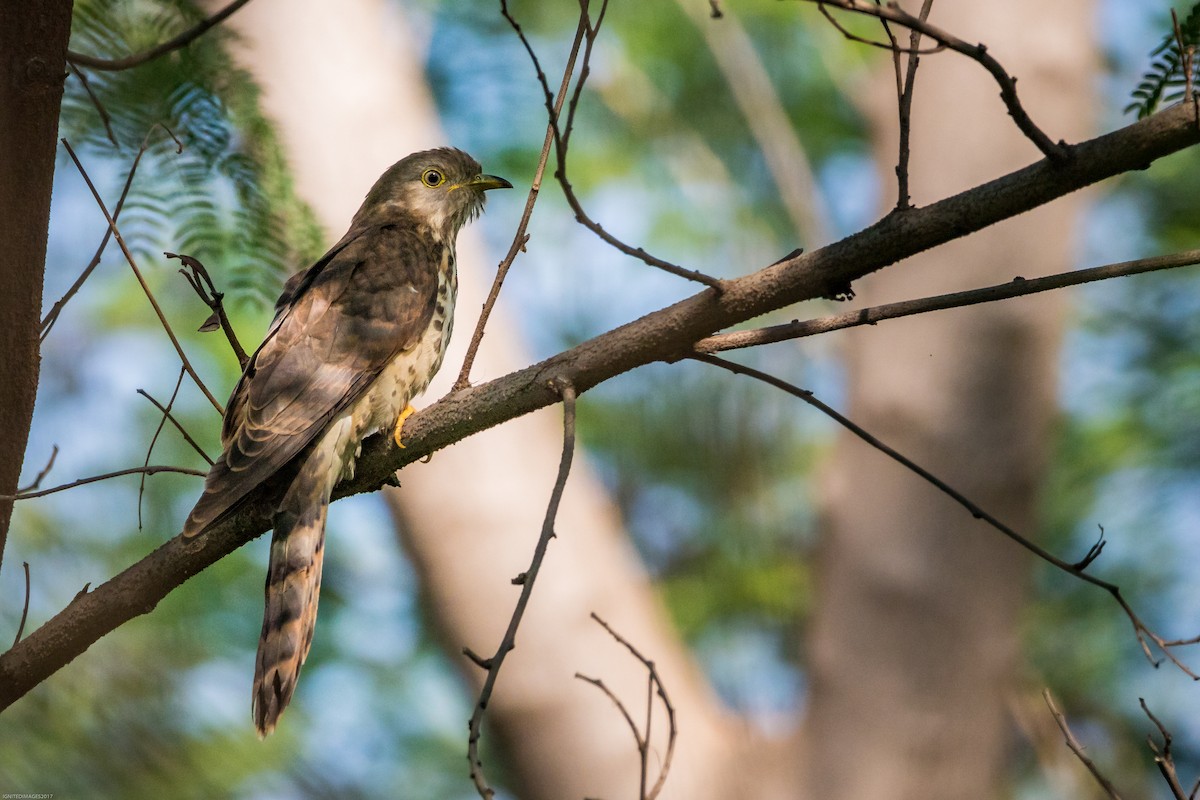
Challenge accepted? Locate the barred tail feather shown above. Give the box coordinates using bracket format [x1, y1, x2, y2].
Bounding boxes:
[251, 419, 350, 737]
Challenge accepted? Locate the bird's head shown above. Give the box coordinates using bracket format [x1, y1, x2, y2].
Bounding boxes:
[355, 147, 512, 237]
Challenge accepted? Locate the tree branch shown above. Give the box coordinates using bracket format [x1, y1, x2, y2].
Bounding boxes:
[61, 139, 224, 414]
[1141, 698, 1196, 800]
[1, 101, 1196, 712]
[539, 0, 723, 289]
[1, 466, 205, 502]
[12, 562, 31, 647]
[694, 248, 1200, 353]
[579, 612, 678, 800]
[1043, 689, 1124, 799]
[451, 2, 587, 391]
[806, 0, 1068, 160]
[66, 0, 254, 72]
[169, 252, 251, 370]
[41, 125, 182, 341]
[136, 389, 215, 466]
[466, 379, 577, 798]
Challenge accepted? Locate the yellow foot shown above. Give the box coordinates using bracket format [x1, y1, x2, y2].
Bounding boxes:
[393, 404, 417, 448]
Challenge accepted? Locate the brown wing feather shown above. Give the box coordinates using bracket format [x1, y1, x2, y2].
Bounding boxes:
[182, 218, 441, 537]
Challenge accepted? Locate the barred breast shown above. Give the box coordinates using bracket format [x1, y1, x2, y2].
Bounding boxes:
[351, 246, 457, 450]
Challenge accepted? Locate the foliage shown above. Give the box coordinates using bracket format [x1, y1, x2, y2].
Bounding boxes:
[62, 0, 325, 306]
[1125, 1, 1199, 118]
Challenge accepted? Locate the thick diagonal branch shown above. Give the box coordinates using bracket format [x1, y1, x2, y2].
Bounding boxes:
[0, 101, 1197, 711]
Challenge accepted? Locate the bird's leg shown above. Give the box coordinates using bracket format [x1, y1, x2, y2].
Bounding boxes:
[393, 404, 417, 448]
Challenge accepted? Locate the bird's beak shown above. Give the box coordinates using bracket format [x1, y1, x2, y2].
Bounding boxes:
[468, 174, 513, 191]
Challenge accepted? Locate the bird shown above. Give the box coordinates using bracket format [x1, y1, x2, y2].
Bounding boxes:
[181, 147, 511, 737]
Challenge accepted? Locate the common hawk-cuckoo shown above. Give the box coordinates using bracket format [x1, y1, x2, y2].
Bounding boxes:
[182, 148, 510, 736]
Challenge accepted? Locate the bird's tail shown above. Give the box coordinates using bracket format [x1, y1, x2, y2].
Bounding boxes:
[252, 418, 352, 737]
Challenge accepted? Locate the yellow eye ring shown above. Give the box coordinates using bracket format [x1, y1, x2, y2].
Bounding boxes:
[421, 168, 446, 188]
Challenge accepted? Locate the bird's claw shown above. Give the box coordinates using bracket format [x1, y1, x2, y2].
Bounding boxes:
[393, 404, 417, 448]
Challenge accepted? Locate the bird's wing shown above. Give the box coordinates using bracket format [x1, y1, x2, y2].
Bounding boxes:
[183, 220, 441, 537]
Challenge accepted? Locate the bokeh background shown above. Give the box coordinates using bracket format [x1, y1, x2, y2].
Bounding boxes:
[3, 0, 1200, 797]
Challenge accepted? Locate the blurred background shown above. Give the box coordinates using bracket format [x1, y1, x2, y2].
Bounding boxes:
[3, 0, 1200, 797]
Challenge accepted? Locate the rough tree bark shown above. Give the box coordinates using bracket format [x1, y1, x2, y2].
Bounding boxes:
[0, 1, 74, 576]
[802, 1, 1094, 797]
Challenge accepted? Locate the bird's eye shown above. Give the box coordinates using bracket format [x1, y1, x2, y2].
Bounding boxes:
[421, 168, 445, 188]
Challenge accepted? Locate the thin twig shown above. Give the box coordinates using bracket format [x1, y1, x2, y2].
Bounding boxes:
[138, 367, 188, 529]
[1042, 689, 1124, 799]
[451, 3, 587, 391]
[875, 1, 905, 136]
[41, 125, 182, 340]
[817, 3, 943, 54]
[694, 248, 1200, 353]
[2, 466, 205, 501]
[61, 138, 224, 414]
[66, 0, 254, 72]
[894, 0, 935, 209]
[466, 379, 577, 799]
[13, 562, 31, 647]
[1141, 698, 1194, 800]
[532, 0, 722, 289]
[586, 613, 678, 800]
[17, 447, 59, 494]
[574, 673, 643, 750]
[691, 353, 1200, 678]
[642, 669, 653, 799]
[65, 61, 117, 147]
[168, 252, 250, 369]
[136, 388, 215, 466]
[803, 0, 1068, 160]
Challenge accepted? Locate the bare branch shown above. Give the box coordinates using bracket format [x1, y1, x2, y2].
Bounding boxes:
[467, 379, 577, 799]
[816, 3, 943, 55]
[1141, 698, 1195, 800]
[894, 0, 936, 209]
[1, 102, 1196, 714]
[136, 389, 215, 467]
[535, 0, 723, 289]
[168, 252, 250, 369]
[61, 139, 224, 414]
[804, 0, 1068, 160]
[138, 368, 189, 529]
[12, 562, 31, 648]
[690, 352, 1200, 677]
[452, 4, 588, 391]
[574, 672, 643, 752]
[41, 124, 183, 340]
[65, 61, 117, 147]
[1042, 689, 1124, 799]
[585, 613, 678, 800]
[695, 248, 1200, 353]
[66, 0, 254, 72]
[2, 466, 205, 502]
[17, 446, 59, 494]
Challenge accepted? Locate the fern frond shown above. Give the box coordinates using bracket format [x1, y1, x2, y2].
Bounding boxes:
[1125, 2, 1200, 118]
[63, 0, 326, 312]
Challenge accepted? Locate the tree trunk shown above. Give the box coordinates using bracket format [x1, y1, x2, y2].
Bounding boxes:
[801, 1, 1094, 797]
[0, 1, 74, 575]
[218, 2, 756, 797]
